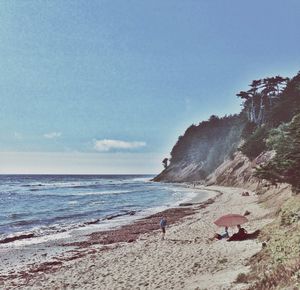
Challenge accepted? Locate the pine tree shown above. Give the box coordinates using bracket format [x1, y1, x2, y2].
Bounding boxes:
[255, 114, 300, 193]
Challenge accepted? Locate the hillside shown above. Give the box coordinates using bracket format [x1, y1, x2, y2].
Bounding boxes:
[155, 71, 300, 190]
[153, 114, 245, 182]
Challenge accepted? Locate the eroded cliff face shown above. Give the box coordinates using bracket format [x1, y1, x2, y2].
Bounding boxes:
[153, 115, 245, 182]
[153, 162, 205, 183]
[205, 151, 275, 189]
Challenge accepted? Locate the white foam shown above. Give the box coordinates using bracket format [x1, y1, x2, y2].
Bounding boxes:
[71, 190, 130, 196]
[0, 231, 71, 248]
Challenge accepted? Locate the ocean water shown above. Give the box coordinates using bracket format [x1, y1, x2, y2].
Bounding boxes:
[0, 175, 201, 243]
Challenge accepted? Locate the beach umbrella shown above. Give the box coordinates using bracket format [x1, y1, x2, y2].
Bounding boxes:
[214, 214, 248, 227]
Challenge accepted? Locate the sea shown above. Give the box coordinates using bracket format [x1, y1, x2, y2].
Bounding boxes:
[0, 174, 202, 245]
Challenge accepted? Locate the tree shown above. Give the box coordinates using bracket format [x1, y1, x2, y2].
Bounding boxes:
[236, 76, 288, 126]
[255, 114, 300, 193]
[239, 126, 268, 159]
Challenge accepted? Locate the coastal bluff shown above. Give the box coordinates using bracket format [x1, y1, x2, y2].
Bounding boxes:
[155, 71, 300, 189]
[153, 114, 245, 182]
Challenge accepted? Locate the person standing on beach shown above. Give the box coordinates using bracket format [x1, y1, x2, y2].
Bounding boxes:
[160, 217, 167, 240]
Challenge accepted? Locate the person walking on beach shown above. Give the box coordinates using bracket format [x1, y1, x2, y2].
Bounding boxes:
[160, 216, 167, 240]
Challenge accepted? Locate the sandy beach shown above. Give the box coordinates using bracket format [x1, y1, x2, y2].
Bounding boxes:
[1, 185, 272, 290]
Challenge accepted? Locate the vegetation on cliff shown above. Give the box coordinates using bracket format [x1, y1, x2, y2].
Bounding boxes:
[241, 193, 300, 290]
[154, 114, 245, 182]
[155, 71, 300, 190]
[170, 114, 243, 165]
[236, 76, 288, 126]
[238, 72, 300, 193]
[255, 114, 300, 193]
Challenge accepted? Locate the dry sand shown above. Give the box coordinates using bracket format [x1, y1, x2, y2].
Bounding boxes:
[1, 186, 272, 290]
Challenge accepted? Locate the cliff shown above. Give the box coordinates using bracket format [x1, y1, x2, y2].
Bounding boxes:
[154, 71, 300, 190]
[153, 114, 245, 182]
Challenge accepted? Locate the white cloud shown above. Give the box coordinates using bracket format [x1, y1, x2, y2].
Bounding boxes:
[43, 132, 62, 139]
[94, 139, 146, 152]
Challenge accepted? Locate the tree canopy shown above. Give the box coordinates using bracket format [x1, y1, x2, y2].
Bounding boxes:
[255, 114, 300, 193]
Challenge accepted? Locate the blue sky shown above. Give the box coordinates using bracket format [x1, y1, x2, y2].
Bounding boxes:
[1, 0, 299, 174]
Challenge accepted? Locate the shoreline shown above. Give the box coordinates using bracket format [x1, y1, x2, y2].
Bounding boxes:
[64, 187, 218, 248]
[0, 181, 207, 245]
[0, 184, 213, 279]
[1, 185, 272, 289]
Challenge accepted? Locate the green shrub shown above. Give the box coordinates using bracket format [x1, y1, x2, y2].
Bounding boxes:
[241, 121, 257, 139]
[239, 126, 268, 160]
[256, 114, 300, 193]
[235, 273, 248, 283]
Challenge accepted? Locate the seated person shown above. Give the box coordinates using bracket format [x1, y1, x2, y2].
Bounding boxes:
[210, 226, 229, 240]
[237, 224, 247, 236]
[227, 224, 248, 241]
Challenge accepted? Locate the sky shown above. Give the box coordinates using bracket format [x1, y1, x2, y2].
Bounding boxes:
[0, 0, 300, 174]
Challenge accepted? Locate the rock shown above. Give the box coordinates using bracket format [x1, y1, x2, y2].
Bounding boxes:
[242, 192, 250, 196]
[179, 203, 193, 206]
[84, 219, 100, 225]
[244, 210, 251, 216]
